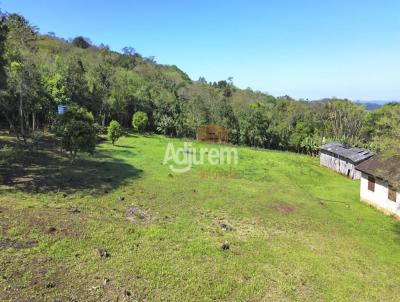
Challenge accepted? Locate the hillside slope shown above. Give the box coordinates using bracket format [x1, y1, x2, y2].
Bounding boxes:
[1, 134, 399, 301]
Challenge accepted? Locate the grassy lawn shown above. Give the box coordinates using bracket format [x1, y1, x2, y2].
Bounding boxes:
[1, 134, 400, 301]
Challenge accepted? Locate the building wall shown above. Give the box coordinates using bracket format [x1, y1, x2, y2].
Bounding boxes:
[320, 151, 361, 179]
[360, 172, 400, 218]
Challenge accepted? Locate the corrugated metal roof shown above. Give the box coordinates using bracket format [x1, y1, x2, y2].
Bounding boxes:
[356, 155, 400, 190]
[320, 143, 374, 163]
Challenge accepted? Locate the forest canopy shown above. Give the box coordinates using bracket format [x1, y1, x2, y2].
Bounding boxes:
[0, 11, 398, 156]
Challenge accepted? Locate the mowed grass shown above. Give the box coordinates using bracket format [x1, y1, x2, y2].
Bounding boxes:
[1, 134, 400, 301]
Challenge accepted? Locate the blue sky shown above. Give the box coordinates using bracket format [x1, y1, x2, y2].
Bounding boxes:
[1, 0, 400, 100]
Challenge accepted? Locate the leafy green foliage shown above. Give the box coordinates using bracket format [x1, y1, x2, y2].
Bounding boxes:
[323, 99, 365, 145]
[71, 36, 91, 49]
[3, 13, 41, 141]
[238, 104, 270, 147]
[0, 12, 398, 156]
[362, 103, 400, 152]
[0, 13, 7, 90]
[107, 120, 122, 145]
[56, 106, 96, 160]
[132, 111, 148, 133]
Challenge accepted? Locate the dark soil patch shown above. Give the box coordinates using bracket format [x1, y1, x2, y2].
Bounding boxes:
[46, 227, 57, 234]
[25, 208, 83, 238]
[221, 242, 230, 250]
[0, 239, 38, 250]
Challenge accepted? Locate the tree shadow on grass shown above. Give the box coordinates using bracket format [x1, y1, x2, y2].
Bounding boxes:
[0, 139, 142, 195]
[124, 133, 139, 138]
[124, 132, 155, 138]
[115, 144, 135, 149]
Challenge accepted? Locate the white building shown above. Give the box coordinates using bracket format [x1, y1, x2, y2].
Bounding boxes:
[356, 155, 400, 218]
[320, 143, 374, 179]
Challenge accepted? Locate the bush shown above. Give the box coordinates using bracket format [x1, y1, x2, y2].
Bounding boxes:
[56, 106, 96, 161]
[107, 120, 122, 145]
[71, 36, 91, 49]
[132, 111, 148, 133]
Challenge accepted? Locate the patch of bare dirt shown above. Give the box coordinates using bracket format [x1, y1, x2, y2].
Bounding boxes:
[271, 202, 296, 214]
[0, 239, 38, 250]
[26, 208, 83, 238]
[124, 207, 150, 222]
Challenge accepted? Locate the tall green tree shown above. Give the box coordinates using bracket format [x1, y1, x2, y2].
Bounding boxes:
[322, 99, 365, 145]
[238, 104, 270, 148]
[363, 103, 400, 152]
[0, 13, 7, 89]
[4, 14, 39, 140]
[87, 58, 114, 127]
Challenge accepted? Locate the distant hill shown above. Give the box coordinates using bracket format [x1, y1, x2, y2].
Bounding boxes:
[355, 100, 399, 111]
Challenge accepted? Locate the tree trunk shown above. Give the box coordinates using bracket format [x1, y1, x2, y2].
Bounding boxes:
[2, 112, 21, 141]
[19, 84, 24, 136]
[25, 112, 30, 134]
[18, 81, 26, 144]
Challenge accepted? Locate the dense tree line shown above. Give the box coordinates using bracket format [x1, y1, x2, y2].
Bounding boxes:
[0, 12, 399, 158]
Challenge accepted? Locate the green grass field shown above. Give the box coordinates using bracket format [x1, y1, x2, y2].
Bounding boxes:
[1, 134, 400, 301]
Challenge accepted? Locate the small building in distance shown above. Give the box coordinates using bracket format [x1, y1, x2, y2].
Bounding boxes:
[196, 124, 229, 143]
[356, 155, 400, 218]
[319, 143, 374, 179]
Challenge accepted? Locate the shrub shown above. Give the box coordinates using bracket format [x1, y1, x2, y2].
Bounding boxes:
[107, 120, 122, 145]
[71, 36, 91, 49]
[132, 111, 148, 133]
[56, 106, 96, 161]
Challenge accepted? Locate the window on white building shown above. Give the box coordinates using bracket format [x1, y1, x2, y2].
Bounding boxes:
[368, 176, 375, 192]
[388, 188, 396, 202]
